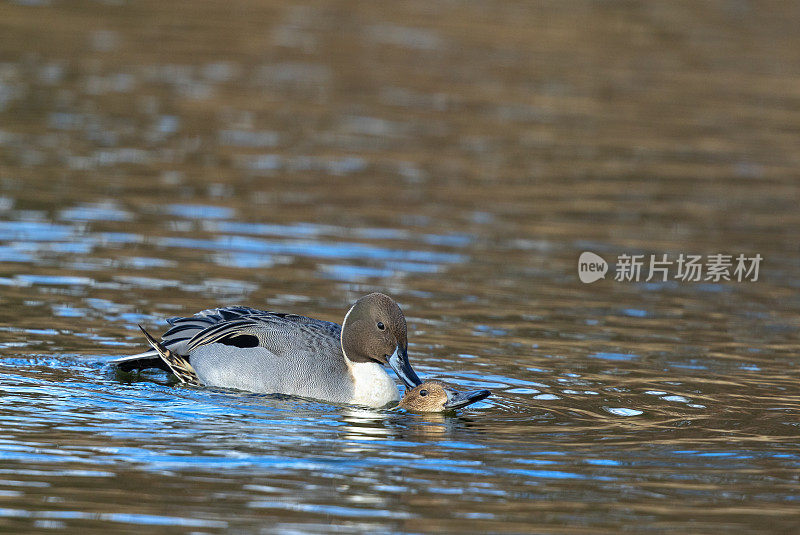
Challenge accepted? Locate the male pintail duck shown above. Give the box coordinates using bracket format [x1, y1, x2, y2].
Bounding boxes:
[396, 379, 491, 412]
[112, 293, 423, 408]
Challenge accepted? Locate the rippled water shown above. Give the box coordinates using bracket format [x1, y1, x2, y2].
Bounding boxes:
[2, 1, 800, 533]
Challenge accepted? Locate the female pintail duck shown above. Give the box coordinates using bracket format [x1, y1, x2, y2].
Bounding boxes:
[112, 293, 423, 408]
[396, 379, 491, 412]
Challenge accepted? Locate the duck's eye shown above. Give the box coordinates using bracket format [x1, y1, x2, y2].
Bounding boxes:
[376, 321, 385, 330]
[419, 389, 428, 397]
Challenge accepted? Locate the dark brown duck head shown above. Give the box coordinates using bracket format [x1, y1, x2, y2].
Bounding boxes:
[341, 292, 422, 388]
[397, 379, 491, 412]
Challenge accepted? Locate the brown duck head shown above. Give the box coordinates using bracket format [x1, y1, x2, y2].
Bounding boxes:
[397, 379, 491, 412]
[341, 292, 422, 388]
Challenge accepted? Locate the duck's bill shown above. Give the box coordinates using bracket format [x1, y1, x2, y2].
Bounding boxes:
[388, 345, 423, 387]
[444, 389, 491, 410]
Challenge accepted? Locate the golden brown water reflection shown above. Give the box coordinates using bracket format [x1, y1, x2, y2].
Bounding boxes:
[1, 1, 799, 533]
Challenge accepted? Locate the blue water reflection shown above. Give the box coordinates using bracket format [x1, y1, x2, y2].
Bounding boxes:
[167, 204, 236, 220]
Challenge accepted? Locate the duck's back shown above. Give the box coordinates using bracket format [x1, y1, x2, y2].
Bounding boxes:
[166, 307, 354, 402]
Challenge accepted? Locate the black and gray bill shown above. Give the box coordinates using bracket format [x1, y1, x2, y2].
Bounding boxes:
[443, 388, 491, 410]
[388, 345, 423, 387]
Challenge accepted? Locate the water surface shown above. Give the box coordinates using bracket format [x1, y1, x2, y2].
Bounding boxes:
[1, 1, 799, 533]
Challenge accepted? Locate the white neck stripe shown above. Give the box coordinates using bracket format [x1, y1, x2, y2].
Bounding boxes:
[340, 302, 356, 365]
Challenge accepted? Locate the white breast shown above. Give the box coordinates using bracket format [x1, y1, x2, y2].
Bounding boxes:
[347, 361, 400, 407]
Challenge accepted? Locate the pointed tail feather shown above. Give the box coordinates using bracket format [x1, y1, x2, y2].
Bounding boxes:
[109, 351, 170, 372]
[138, 325, 201, 386]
